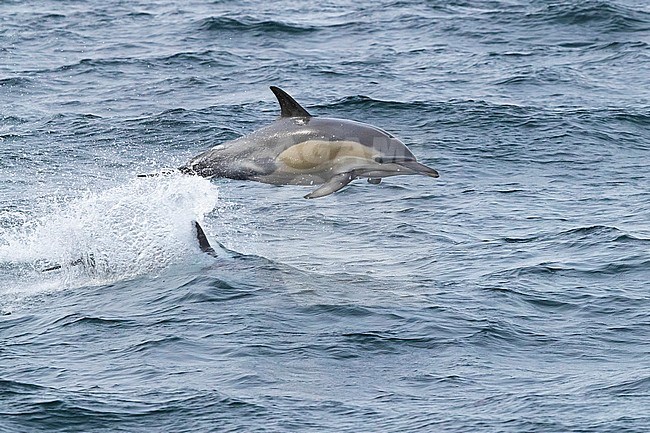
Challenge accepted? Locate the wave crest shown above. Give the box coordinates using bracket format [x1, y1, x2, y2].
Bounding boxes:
[200, 16, 317, 34]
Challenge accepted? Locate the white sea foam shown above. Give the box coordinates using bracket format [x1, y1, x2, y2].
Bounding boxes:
[0, 173, 219, 299]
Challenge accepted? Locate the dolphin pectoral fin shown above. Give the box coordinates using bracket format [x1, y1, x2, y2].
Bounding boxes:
[304, 173, 354, 199]
[193, 221, 217, 257]
[397, 160, 439, 178]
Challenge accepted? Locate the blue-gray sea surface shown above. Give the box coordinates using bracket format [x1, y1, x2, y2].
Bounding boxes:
[1, 1, 649, 431]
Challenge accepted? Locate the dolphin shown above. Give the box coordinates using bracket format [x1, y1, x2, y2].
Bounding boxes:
[179, 86, 439, 198]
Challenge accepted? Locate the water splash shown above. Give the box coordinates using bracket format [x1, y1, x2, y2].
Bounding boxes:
[0, 173, 219, 301]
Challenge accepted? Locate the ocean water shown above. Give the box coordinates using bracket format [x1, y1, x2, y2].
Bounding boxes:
[1, 0, 649, 431]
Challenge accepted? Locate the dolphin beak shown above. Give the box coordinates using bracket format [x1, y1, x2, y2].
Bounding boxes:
[398, 160, 439, 178]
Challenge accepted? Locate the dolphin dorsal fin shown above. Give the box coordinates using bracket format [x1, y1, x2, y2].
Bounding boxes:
[270, 86, 311, 118]
[193, 221, 216, 256]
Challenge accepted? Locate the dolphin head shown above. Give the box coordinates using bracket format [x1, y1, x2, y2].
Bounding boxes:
[328, 119, 439, 179]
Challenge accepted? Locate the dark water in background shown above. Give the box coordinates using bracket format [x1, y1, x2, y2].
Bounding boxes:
[1, 0, 650, 431]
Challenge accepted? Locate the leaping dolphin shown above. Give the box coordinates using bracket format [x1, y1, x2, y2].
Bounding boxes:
[179, 86, 439, 198]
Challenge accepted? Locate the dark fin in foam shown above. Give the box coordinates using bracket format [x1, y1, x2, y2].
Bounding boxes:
[304, 172, 355, 199]
[270, 86, 311, 118]
[137, 168, 180, 178]
[41, 253, 96, 273]
[194, 221, 217, 257]
[41, 263, 62, 272]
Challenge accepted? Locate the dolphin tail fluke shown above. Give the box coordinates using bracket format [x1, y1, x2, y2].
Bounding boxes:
[398, 160, 439, 178]
[193, 221, 217, 256]
[304, 172, 355, 199]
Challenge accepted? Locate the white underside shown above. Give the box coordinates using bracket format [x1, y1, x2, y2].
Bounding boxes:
[254, 158, 415, 186]
[245, 139, 418, 186]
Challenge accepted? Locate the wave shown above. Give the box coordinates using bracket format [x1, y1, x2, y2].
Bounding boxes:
[320, 95, 431, 112]
[29, 52, 224, 76]
[585, 40, 650, 55]
[489, 256, 650, 280]
[492, 65, 587, 86]
[341, 331, 443, 353]
[199, 16, 318, 34]
[590, 375, 650, 397]
[596, 257, 650, 275]
[0, 77, 33, 87]
[466, 320, 558, 348]
[49, 313, 136, 328]
[156, 50, 243, 68]
[0, 378, 48, 395]
[504, 225, 650, 246]
[557, 225, 627, 241]
[0, 383, 261, 431]
[610, 109, 650, 126]
[485, 223, 650, 284]
[526, 1, 650, 32]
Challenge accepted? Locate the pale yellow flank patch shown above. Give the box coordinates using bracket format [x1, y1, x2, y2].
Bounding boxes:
[277, 140, 376, 170]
